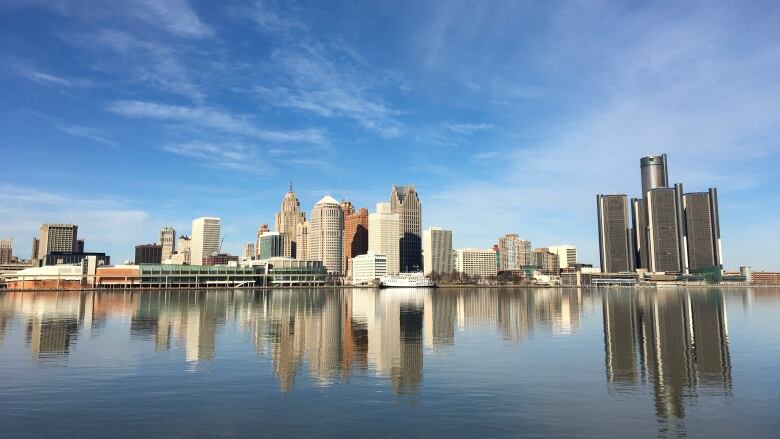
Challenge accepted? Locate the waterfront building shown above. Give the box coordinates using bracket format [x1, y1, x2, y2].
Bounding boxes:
[274, 183, 306, 258]
[203, 253, 239, 266]
[309, 196, 344, 275]
[646, 188, 683, 273]
[454, 248, 497, 277]
[135, 244, 162, 264]
[191, 217, 221, 266]
[369, 202, 400, 276]
[160, 226, 176, 261]
[343, 207, 369, 277]
[258, 232, 284, 260]
[0, 238, 12, 264]
[683, 189, 722, 273]
[534, 248, 560, 275]
[548, 245, 577, 269]
[597, 194, 634, 273]
[497, 234, 524, 271]
[37, 224, 78, 264]
[351, 252, 388, 285]
[242, 242, 256, 259]
[390, 185, 422, 272]
[170, 235, 191, 265]
[43, 252, 110, 267]
[423, 227, 452, 276]
[295, 221, 310, 261]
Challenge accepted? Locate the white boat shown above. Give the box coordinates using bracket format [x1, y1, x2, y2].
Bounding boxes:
[379, 272, 436, 288]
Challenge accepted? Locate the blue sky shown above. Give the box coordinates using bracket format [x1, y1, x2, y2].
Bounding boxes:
[1, 0, 779, 269]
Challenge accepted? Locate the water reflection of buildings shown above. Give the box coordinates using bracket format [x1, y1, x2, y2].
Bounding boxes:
[602, 289, 732, 421]
[0, 288, 590, 393]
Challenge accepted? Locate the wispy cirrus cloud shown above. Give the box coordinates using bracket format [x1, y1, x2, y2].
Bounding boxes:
[107, 100, 327, 144]
[162, 141, 270, 174]
[444, 122, 494, 134]
[58, 125, 118, 147]
[246, 2, 406, 137]
[12, 65, 92, 89]
[128, 0, 213, 38]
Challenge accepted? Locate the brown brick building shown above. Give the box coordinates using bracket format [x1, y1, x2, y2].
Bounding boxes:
[343, 207, 369, 276]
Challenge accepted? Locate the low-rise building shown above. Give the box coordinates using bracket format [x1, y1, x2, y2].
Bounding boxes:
[351, 252, 387, 285]
[454, 248, 497, 277]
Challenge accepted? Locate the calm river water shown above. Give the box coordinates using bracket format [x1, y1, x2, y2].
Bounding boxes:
[1, 287, 778, 438]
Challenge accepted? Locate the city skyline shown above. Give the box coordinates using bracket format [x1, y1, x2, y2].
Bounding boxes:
[1, 1, 779, 269]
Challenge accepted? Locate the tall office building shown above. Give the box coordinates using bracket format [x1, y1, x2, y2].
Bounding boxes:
[534, 248, 560, 274]
[548, 245, 577, 269]
[135, 244, 162, 264]
[178, 235, 191, 264]
[160, 226, 176, 261]
[191, 217, 220, 266]
[390, 185, 422, 272]
[498, 234, 524, 271]
[295, 221, 310, 260]
[646, 188, 682, 273]
[518, 239, 533, 266]
[597, 195, 634, 273]
[309, 196, 344, 275]
[0, 238, 12, 264]
[242, 243, 256, 259]
[274, 183, 306, 258]
[258, 232, 284, 260]
[343, 207, 369, 276]
[683, 189, 722, 272]
[37, 224, 78, 261]
[640, 154, 669, 195]
[31, 237, 40, 260]
[453, 248, 497, 277]
[369, 202, 400, 276]
[423, 227, 452, 276]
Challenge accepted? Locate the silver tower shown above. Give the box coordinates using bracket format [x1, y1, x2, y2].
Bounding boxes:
[640, 154, 668, 195]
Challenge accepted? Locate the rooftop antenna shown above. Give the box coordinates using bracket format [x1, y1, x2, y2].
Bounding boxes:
[288, 180, 293, 193]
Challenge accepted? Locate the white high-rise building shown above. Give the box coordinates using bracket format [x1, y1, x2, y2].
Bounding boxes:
[454, 248, 497, 277]
[548, 245, 577, 269]
[351, 252, 388, 285]
[191, 217, 220, 266]
[309, 196, 343, 275]
[369, 202, 400, 276]
[160, 226, 176, 261]
[423, 227, 452, 275]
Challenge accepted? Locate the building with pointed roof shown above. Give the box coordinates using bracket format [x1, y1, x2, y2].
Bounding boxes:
[275, 182, 306, 258]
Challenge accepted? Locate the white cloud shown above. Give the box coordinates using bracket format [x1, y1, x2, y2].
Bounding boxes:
[107, 100, 328, 144]
[129, 0, 213, 38]
[444, 122, 494, 134]
[58, 125, 118, 147]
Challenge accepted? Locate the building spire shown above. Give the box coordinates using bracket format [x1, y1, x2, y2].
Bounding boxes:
[288, 180, 293, 193]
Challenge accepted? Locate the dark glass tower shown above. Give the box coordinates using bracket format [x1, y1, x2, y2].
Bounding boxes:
[597, 194, 634, 273]
[390, 185, 422, 272]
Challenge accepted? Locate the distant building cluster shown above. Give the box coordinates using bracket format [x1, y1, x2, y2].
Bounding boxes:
[597, 154, 723, 275]
[3, 159, 780, 289]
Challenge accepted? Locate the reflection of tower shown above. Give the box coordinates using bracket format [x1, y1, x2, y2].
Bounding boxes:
[601, 289, 732, 422]
[185, 307, 216, 363]
[602, 289, 638, 385]
[27, 317, 79, 358]
[423, 291, 456, 348]
[395, 302, 423, 395]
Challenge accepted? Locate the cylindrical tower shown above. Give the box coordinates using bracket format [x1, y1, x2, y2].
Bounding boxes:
[640, 154, 668, 195]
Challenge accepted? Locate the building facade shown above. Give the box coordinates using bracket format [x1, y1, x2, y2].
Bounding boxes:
[390, 185, 422, 272]
[454, 248, 497, 277]
[351, 252, 388, 285]
[242, 243, 256, 259]
[497, 234, 525, 271]
[0, 238, 12, 264]
[135, 244, 162, 264]
[274, 183, 306, 258]
[423, 227, 452, 276]
[309, 196, 344, 275]
[548, 245, 577, 269]
[683, 189, 722, 273]
[646, 188, 682, 273]
[37, 224, 78, 263]
[160, 226, 176, 261]
[191, 217, 221, 266]
[597, 194, 634, 273]
[369, 202, 400, 276]
[295, 221, 310, 261]
[534, 248, 560, 274]
[343, 207, 369, 277]
[171, 235, 191, 265]
[258, 232, 284, 260]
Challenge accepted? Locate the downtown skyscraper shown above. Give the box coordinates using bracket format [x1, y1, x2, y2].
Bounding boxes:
[597, 154, 722, 274]
[191, 217, 220, 266]
[390, 185, 422, 272]
[275, 183, 306, 258]
[309, 196, 343, 275]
